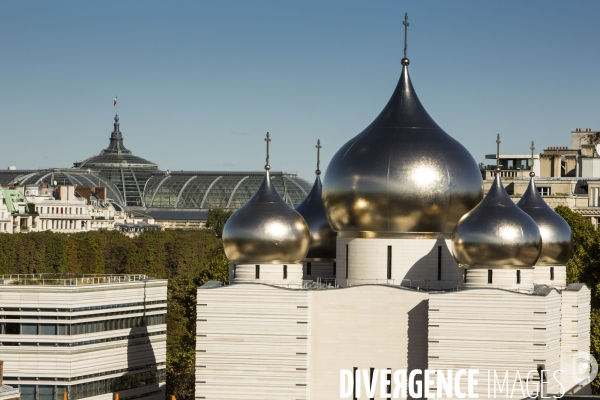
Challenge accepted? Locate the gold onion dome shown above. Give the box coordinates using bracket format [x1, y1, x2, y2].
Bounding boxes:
[295, 149, 336, 260]
[452, 172, 542, 268]
[517, 173, 573, 265]
[222, 135, 310, 264]
[322, 57, 483, 235]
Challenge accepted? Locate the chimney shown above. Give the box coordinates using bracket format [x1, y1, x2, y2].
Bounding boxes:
[75, 186, 92, 203]
[95, 187, 106, 200]
[58, 186, 63, 200]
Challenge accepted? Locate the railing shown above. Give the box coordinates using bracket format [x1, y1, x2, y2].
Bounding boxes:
[343, 278, 459, 291]
[0, 273, 149, 286]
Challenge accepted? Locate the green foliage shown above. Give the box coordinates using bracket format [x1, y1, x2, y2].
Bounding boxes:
[0, 229, 229, 400]
[205, 208, 233, 238]
[555, 206, 600, 392]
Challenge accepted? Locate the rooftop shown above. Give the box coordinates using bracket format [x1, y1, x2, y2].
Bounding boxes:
[0, 274, 153, 286]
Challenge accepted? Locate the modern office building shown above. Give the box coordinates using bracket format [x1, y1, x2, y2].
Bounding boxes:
[0, 274, 167, 400]
[195, 34, 591, 399]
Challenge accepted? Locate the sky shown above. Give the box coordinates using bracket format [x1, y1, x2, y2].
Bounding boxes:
[1, 1, 600, 181]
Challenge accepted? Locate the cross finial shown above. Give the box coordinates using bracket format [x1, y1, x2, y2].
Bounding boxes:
[496, 133, 501, 169]
[264, 132, 271, 170]
[402, 12, 410, 59]
[315, 139, 322, 175]
[530, 140, 535, 174]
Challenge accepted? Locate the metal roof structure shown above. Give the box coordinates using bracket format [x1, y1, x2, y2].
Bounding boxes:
[1, 114, 312, 213]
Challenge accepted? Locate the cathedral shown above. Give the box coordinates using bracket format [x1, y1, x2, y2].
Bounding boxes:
[195, 20, 591, 400]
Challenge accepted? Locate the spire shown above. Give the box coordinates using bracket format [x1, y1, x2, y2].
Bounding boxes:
[101, 114, 131, 155]
[315, 139, 322, 175]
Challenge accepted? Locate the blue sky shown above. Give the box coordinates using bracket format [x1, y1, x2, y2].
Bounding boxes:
[1, 1, 599, 180]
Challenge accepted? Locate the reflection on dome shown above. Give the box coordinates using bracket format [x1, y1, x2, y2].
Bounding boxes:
[223, 135, 310, 264]
[295, 162, 337, 260]
[452, 172, 542, 268]
[322, 59, 483, 236]
[517, 173, 573, 265]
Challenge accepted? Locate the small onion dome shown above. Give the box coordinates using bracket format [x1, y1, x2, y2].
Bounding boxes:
[322, 59, 483, 235]
[223, 169, 310, 264]
[517, 173, 573, 265]
[295, 174, 336, 261]
[452, 172, 542, 268]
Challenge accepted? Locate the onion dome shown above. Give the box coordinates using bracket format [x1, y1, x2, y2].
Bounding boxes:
[517, 173, 573, 265]
[222, 134, 310, 264]
[452, 171, 542, 268]
[295, 140, 336, 261]
[322, 57, 483, 236]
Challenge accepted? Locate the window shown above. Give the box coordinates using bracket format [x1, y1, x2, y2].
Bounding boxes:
[4, 323, 19, 334]
[487, 269, 493, 284]
[437, 246, 442, 280]
[283, 265, 287, 279]
[20, 385, 35, 400]
[387, 246, 392, 279]
[464, 270, 468, 284]
[255, 265, 260, 279]
[40, 324, 57, 335]
[345, 245, 349, 278]
[516, 270, 521, 284]
[39, 385, 53, 400]
[550, 267, 554, 281]
[537, 187, 551, 196]
[22, 324, 38, 335]
[307, 262, 311, 276]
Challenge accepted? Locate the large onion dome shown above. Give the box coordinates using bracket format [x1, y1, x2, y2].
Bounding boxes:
[452, 172, 542, 267]
[223, 165, 310, 264]
[517, 173, 573, 265]
[295, 145, 336, 261]
[322, 58, 483, 236]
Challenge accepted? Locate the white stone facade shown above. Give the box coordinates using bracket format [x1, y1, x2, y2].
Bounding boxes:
[0, 276, 167, 400]
[336, 237, 460, 290]
[197, 280, 590, 399]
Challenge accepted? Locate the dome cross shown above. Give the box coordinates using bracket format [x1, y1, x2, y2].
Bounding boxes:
[264, 132, 271, 170]
[315, 139, 322, 175]
[403, 13, 410, 59]
[496, 133, 501, 168]
[530, 141, 535, 171]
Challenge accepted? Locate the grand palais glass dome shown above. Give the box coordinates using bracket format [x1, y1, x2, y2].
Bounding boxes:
[1, 114, 312, 212]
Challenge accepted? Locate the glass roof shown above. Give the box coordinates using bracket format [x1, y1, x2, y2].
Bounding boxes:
[143, 171, 312, 210]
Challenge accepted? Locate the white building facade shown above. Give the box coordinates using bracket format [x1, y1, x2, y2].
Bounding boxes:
[0, 275, 167, 400]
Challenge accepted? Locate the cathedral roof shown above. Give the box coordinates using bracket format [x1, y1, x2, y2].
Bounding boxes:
[222, 134, 310, 264]
[321, 55, 483, 236]
[517, 173, 573, 265]
[452, 171, 542, 268]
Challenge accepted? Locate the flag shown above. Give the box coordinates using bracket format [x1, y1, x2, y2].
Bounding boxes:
[114, 96, 117, 107]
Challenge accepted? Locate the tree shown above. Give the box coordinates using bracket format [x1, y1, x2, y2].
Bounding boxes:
[205, 208, 233, 238]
